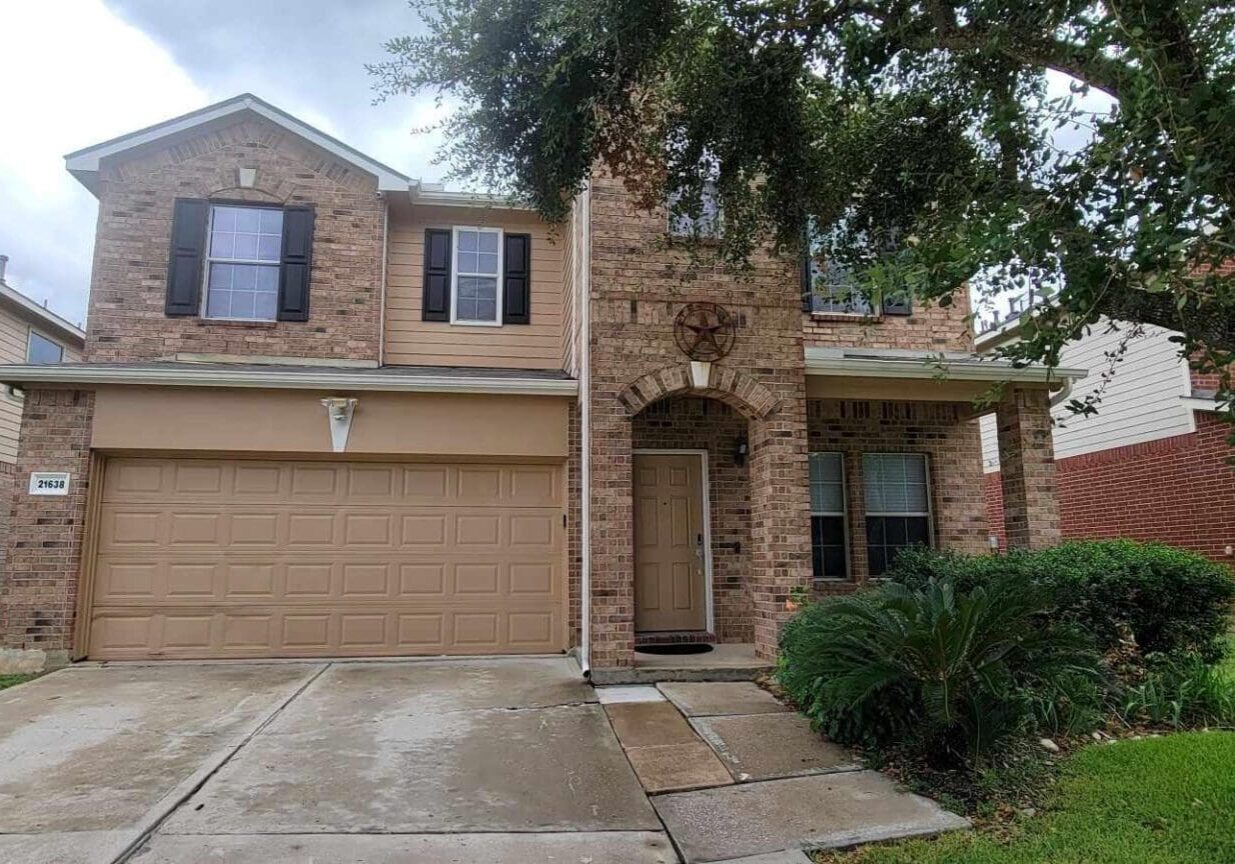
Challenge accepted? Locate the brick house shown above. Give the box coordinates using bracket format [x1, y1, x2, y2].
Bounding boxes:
[980, 312, 1235, 564]
[0, 95, 1079, 675]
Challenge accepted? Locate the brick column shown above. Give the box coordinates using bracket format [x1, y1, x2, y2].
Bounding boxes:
[996, 388, 1060, 549]
[0, 389, 95, 672]
[587, 396, 636, 668]
[748, 397, 813, 659]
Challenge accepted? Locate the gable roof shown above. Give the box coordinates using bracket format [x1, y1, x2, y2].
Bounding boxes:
[65, 93, 413, 195]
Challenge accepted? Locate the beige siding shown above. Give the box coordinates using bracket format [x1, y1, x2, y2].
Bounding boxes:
[0, 306, 82, 464]
[384, 204, 566, 369]
[981, 320, 1191, 470]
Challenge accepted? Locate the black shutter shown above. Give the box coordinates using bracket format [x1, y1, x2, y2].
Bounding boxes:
[801, 252, 814, 312]
[503, 233, 531, 325]
[165, 198, 208, 316]
[277, 206, 314, 322]
[422, 228, 452, 321]
[882, 291, 912, 316]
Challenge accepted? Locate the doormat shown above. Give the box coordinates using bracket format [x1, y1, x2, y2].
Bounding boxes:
[634, 643, 715, 656]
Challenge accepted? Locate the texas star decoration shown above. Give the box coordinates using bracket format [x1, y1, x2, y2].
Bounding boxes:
[673, 302, 736, 362]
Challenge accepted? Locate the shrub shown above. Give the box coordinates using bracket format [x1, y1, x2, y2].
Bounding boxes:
[885, 541, 1235, 662]
[1118, 653, 1235, 729]
[778, 576, 1101, 765]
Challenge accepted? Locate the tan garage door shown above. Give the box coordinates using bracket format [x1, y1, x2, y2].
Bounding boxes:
[87, 457, 565, 660]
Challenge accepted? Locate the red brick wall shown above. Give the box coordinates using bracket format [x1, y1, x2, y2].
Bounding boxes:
[86, 115, 384, 363]
[807, 399, 988, 585]
[0, 389, 95, 665]
[986, 411, 1235, 562]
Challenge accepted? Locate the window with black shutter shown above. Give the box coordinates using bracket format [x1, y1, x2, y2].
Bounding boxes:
[166, 199, 315, 322]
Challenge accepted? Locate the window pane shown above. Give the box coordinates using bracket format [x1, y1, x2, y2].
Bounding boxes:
[478, 231, 499, 253]
[863, 454, 929, 515]
[809, 453, 845, 514]
[233, 233, 259, 260]
[257, 234, 282, 261]
[810, 515, 847, 580]
[205, 263, 278, 321]
[233, 207, 261, 232]
[458, 230, 477, 252]
[212, 207, 237, 231]
[26, 332, 63, 364]
[477, 251, 499, 275]
[210, 231, 235, 258]
[210, 206, 281, 263]
[258, 208, 284, 235]
[455, 276, 497, 322]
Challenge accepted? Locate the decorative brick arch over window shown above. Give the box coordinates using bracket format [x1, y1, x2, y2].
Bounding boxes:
[617, 363, 780, 419]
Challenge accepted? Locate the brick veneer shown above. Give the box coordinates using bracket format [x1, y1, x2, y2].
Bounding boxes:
[586, 171, 813, 667]
[996, 388, 1061, 548]
[986, 410, 1235, 563]
[0, 390, 94, 668]
[85, 115, 384, 363]
[806, 399, 989, 585]
[633, 397, 753, 642]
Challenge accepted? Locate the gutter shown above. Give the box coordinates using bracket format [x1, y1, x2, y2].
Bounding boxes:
[577, 183, 593, 678]
[0, 365, 578, 397]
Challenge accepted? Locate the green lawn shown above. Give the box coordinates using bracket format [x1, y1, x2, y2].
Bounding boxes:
[816, 732, 1235, 864]
[0, 673, 38, 691]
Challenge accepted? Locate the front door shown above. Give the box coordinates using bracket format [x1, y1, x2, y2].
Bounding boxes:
[633, 452, 706, 632]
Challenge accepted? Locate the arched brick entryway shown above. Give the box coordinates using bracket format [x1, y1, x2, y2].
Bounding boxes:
[588, 361, 813, 670]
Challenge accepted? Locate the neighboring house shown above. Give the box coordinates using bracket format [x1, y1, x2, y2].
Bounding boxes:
[980, 315, 1234, 563]
[0, 94, 1078, 674]
[0, 258, 85, 567]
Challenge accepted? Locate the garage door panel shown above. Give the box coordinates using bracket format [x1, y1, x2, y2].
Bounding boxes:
[95, 557, 563, 606]
[90, 458, 565, 660]
[89, 604, 564, 659]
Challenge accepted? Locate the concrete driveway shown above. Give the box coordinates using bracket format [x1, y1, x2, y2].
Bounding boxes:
[0, 658, 672, 864]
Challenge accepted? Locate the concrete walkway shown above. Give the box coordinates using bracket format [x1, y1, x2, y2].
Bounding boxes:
[0, 659, 964, 864]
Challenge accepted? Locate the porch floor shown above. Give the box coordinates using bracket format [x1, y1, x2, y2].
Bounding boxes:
[591, 644, 774, 685]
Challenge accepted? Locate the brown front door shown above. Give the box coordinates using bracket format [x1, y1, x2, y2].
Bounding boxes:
[634, 452, 706, 632]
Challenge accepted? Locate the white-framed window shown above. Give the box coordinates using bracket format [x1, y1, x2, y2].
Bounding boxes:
[451, 226, 502, 325]
[26, 330, 63, 364]
[667, 180, 722, 238]
[809, 452, 849, 580]
[862, 453, 933, 576]
[203, 204, 283, 321]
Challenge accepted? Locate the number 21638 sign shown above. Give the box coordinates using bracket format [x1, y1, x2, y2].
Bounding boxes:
[29, 472, 70, 496]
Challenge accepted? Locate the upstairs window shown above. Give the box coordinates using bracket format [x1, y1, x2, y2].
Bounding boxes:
[804, 255, 875, 316]
[667, 180, 722, 238]
[164, 198, 313, 323]
[205, 205, 283, 321]
[452, 227, 502, 325]
[26, 331, 63, 364]
[863, 453, 932, 575]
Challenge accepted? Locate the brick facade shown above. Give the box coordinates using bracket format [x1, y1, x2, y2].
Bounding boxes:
[85, 115, 384, 363]
[807, 399, 988, 584]
[995, 389, 1061, 548]
[987, 410, 1235, 563]
[0, 390, 95, 668]
[585, 171, 814, 666]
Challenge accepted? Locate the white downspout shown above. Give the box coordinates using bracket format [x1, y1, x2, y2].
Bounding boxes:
[578, 182, 593, 677]
[378, 195, 390, 364]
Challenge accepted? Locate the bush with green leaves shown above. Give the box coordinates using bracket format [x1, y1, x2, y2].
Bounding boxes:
[1118, 653, 1235, 730]
[885, 541, 1235, 663]
[778, 577, 1101, 765]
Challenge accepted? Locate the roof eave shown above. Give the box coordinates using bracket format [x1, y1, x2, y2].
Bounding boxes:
[804, 348, 1086, 386]
[0, 365, 578, 397]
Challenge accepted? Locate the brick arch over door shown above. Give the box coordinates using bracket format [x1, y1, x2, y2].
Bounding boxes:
[617, 364, 780, 419]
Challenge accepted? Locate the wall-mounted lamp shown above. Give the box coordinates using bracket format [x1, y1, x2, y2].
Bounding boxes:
[734, 436, 749, 467]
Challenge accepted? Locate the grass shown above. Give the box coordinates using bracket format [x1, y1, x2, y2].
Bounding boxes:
[814, 731, 1235, 864]
[0, 673, 38, 691]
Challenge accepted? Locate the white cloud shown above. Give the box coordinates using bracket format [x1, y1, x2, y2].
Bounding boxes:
[0, 0, 209, 324]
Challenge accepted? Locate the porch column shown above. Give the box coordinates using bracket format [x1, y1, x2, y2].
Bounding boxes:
[996, 387, 1061, 549]
[588, 403, 636, 668]
[748, 399, 813, 660]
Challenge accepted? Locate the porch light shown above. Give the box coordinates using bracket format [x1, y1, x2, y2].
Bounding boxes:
[734, 436, 749, 467]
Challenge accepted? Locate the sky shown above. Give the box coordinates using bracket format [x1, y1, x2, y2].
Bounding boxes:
[0, 0, 442, 325]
